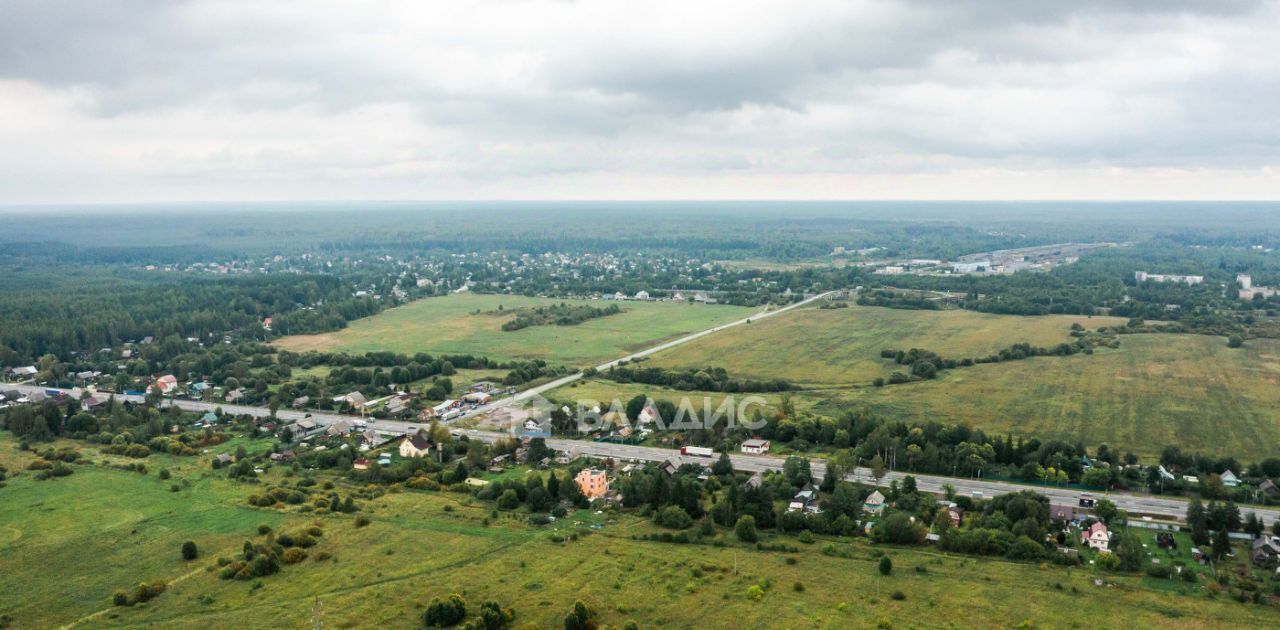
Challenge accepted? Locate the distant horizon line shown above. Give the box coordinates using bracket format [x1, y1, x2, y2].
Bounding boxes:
[4, 198, 1280, 208]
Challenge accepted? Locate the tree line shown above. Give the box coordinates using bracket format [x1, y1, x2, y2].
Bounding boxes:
[500, 303, 621, 331]
[599, 363, 795, 393]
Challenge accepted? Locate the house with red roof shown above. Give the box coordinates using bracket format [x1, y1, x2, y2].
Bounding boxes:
[1081, 521, 1111, 552]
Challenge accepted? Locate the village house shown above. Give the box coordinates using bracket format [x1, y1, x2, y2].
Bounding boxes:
[740, 438, 770, 455]
[1220, 470, 1240, 487]
[360, 429, 383, 449]
[9, 366, 38, 378]
[225, 388, 246, 403]
[788, 482, 822, 514]
[287, 419, 319, 441]
[81, 395, 109, 412]
[863, 490, 886, 515]
[575, 468, 609, 499]
[386, 393, 414, 414]
[352, 457, 369, 471]
[1262, 479, 1280, 498]
[468, 381, 498, 393]
[399, 429, 435, 458]
[291, 395, 310, 408]
[1252, 536, 1280, 567]
[1049, 504, 1076, 523]
[1082, 521, 1111, 552]
[152, 374, 179, 394]
[326, 419, 355, 437]
[432, 399, 461, 417]
[333, 391, 368, 409]
[188, 381, 211, 398]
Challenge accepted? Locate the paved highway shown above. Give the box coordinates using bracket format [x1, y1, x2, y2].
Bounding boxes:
[12, 381, 1279, 527]
[11, 289, 1275, 527]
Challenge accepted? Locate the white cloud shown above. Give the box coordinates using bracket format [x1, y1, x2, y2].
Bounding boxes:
[1, 0, 1278, 202]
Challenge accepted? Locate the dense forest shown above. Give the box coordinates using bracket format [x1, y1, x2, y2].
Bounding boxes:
[0, 271, 390, 364]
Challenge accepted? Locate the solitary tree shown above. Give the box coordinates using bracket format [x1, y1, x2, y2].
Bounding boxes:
[878, 555, 893, 576]
[735, 515, 758, 543]
[181, 541, 198, 561]
[625, 394, 647, 421]
[1211, 527, 1232, 560]
[1113, 530, 1143, 572]
[1187, 497, 1210, 545]
[712, 452, 734, 477]
[423, 594, 467, 627]
[870, 454, 887, 485]
[564, 600, 594, 630]
[1245, 513, 1265, 538]
[1093, 498, 1121, 526]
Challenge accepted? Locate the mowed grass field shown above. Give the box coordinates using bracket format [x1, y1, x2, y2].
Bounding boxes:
[838, 333, 1280, 460]
[643, 303, 1124, 386]
[596, 303, 1280, 459]
[1, 433, 1273, 629]
[275, 293, 758, 367]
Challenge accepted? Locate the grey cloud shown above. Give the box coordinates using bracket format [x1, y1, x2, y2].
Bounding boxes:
[0, 0, 1278, 201]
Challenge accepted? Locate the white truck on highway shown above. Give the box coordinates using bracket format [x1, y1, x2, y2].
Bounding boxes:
[680, 446, 714, 457]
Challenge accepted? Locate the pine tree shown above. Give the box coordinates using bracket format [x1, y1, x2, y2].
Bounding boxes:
[546, 470, 560, 498]
[1187, 497, 1209, 545]
[1211, 526, 1232, 560]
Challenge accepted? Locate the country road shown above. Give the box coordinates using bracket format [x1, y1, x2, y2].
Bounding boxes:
[9, 287, 1278, 527]
[467, 290, 836, 414]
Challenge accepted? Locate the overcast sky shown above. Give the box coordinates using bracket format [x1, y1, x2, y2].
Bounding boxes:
[2, 0, 1279, 203]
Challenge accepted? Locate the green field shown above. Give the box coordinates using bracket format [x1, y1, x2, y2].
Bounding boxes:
[1, 433, 1273, 629]
[836, 333, 1280, 460]
[275, 293, 758, 367]
[588, 303, 1280, 459]
[643, 303, 1123, 386]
